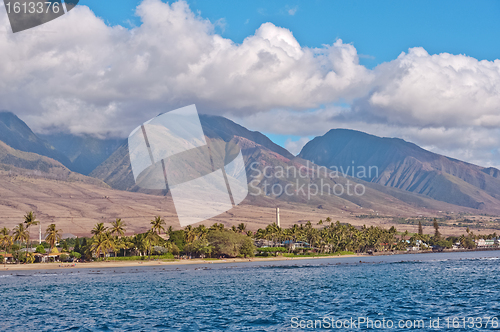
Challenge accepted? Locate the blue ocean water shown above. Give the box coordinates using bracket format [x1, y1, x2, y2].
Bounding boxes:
[1, 251, 499, 331]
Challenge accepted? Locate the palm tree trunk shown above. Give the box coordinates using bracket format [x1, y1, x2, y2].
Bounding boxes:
[27, 230, 30, 263]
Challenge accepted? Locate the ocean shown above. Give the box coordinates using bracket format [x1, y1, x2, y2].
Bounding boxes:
[1, 251, 499, 331]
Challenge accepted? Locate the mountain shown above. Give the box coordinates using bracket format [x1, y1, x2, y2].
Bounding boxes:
[232, 135, 469, 214]
[0, 140, 108, 186]
[90, 114, 294, 190]
[0, 111, 72, 168]
[90, 114, 487, 216]
[40, 133, 124, 175]
[200, 115, 294, 159]
[298, 129, 500, 210]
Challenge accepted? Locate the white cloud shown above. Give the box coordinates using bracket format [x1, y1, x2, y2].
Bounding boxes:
[358, 47, 500, 128]
[284, 137, 310, 156]
[0, 0, 372, 137]
[287, 6, 298, 16]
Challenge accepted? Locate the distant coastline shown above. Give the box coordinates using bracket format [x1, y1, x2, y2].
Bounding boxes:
[3, 248, 500, 272]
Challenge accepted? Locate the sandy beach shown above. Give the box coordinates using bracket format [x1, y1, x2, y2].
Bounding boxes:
[0, 254, 363, 271]
[5, 248, 497, 272]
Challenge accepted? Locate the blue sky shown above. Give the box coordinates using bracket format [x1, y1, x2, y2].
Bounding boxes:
[80, 0, 500, 69]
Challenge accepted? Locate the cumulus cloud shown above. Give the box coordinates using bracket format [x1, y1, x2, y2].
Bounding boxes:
[355, 47, 500, 128]
[236, 45, 500, 167]
[0, 0, 371, 137]
[0, 0, 500, 167]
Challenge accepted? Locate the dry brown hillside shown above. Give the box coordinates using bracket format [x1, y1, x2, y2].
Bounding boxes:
[0, 172, 498, 238]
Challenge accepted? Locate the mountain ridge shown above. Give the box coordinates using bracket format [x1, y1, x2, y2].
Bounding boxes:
[0, 111, 72, 168]
[298, 128, 500, 210]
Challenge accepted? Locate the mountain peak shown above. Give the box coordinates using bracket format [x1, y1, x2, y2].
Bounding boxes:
[199, 114, 294, 160]
[299, 127, 500, 212]
[0, 111, 72, 168]
[0, 110, 35, 134]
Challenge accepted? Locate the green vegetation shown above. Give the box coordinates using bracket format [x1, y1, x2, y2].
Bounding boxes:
[35, 245, 46, 254]
[1, 210, 499, 265]
[254, 221, 408, 253]
[45, 223, 62, 249]
[257, 247, 286, 256]
[70, 251, 81, 259]
[207, 230, 255, 258]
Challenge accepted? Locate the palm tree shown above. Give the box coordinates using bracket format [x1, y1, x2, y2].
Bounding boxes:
[150, 216, 166, 235]
[24, 211, 39, 260]
[45, 224, 62, 250]
[90, 233, 107, 260]
[25, 252, 35, 264]
[13, 223, 29, 248]
[91, 231, 115, 260]
[184, 225, 196, 243]
[132, 234, 147, 256]
[1, 227, 10, 237]
[237, 223, 247, 233]
[91, 223, 107, 237]
[143, 230, 157, 259]
[120, 237, 134, 257]
[110, 218, 126, 237]
[111, 236, 124, 259]
[195, 225, 208, 239]
[0, 227, 13, 255]
[209, 223, 225, 232]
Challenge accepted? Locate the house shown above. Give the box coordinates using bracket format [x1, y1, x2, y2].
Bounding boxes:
[476, 239, 498, 248]
[280, 240, 312, 250]
[254, 239, 275, 248]
[36, 252, 62, 263]
[293, 241, 311, 249]
[406, 246, 419, 251]
[2, 253, 14, 264]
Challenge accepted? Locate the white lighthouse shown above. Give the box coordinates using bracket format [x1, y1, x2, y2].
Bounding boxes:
[276, 207, 280, 228]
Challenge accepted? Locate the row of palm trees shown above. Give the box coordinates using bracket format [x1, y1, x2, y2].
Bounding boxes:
[3, 211, 494, 263]
[82, 220, 253, 259]
[1, 215, 173, 262]
[253, 218, 405, 253]
[85, 216, 171, 259]
[0, 212, 63, 263]
[253, 218, 493, 252]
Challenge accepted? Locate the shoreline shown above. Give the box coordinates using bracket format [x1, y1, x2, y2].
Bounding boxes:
[2, 248, 500, 271]
[2, 254, 362, 271]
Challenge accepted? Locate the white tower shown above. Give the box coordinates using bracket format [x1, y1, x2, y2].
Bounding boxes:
[276, 207, 280, 228]
[39, 223, 42, 244]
